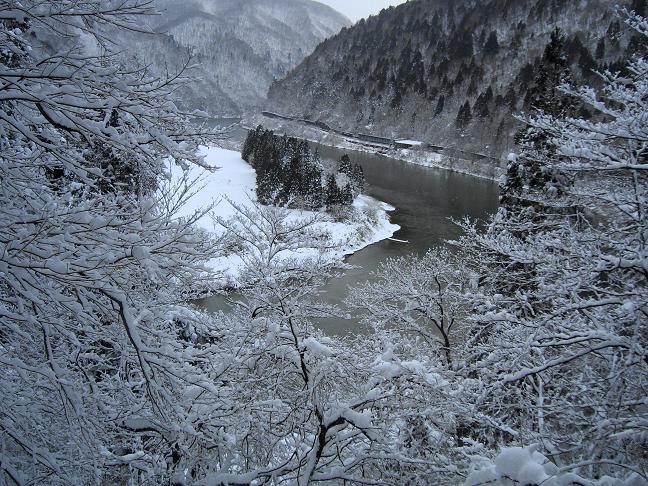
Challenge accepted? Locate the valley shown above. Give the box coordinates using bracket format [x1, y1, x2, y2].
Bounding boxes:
[2, 1, 646, 484]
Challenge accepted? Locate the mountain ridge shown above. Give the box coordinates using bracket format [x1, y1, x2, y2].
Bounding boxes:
[267, 0, 638, 157]
[124, 0, 351, 115]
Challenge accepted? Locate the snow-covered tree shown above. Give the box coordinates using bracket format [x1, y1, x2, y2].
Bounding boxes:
[0, 1, 222, 483]
[209, 202, 424, 484]
[464, 446, 610, 486]
[455, 10, 648, 483]
[503, 27, 576, 214]
[348, 248, 474, 367]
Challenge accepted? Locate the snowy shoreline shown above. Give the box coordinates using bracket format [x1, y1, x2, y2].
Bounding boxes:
[171, 146, 400, 285]
[245, 116, 505, 182]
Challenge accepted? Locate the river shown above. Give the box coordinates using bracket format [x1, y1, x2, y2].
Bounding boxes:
[197, 120, 499, 335]
[311, 143, 499, 334]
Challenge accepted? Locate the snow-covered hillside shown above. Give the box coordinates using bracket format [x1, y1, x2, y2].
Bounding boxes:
[267, 0, 636, 158]
[124, 0, 350, 115]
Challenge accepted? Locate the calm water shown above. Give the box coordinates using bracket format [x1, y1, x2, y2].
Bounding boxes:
[199, 133, 499, 335]
[311, 143, 499, 334]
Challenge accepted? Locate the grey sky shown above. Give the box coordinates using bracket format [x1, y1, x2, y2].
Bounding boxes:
[317, 0, 408, 22]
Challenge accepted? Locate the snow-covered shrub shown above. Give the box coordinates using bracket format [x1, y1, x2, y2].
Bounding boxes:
[465, 446, 601, 486]
[456, 9, 648, 483]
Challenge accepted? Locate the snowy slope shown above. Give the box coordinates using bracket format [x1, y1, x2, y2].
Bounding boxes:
[123, 0, 350, 115]
[268, 0, 634, 158]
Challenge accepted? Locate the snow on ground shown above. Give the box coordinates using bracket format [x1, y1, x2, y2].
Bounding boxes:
[246, 116, 504, 181]
[395, 139, 425, 146]
[169, 146, 399, 282]
[169, 147, 257, 232]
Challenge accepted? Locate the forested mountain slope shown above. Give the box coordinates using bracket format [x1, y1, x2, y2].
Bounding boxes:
[125, 0, 350, 115]
[268, 0, 641, 157]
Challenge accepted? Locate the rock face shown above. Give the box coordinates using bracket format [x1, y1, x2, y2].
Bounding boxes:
[128, 0, 350, 115]
[267, 0, 637, 157]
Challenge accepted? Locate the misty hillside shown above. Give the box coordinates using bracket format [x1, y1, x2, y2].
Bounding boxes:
[267, 0, 639, 157]
[125, 0, 351, 115]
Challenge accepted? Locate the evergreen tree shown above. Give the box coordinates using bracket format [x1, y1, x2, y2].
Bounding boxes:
[608, 20, 622, 45]
[411, 50, 426, 94]
[349, 163, 365, 194]
[256, 169, 279, 205]
[516, 63, 535, 86]
[595, 37, 605, 60]
[505, 28, 575, 211]
[299, 162, 324, 209]
[474, 87, 493, 119]
[466, 77, 478, 96]
[449, 28, 473, 58]
[339, 153, 352, 174]
[279, 151, 300, 206]
[525, 28, 574, 117]
[242, 125, 262, 162]
[243, 127, 334, 209]
[325, 174, 344, 209]
[455, 101, 472, 129]
[505, 86, 518, 111]
[483, 30, 499, 55]
[390, 75, 402, 108]
[434, 95, 445, 116]
[341, 183, 354, 206]
[454, 69, 465, 86]
[427, 85, 439, 101]
[578, 45, 597, 76]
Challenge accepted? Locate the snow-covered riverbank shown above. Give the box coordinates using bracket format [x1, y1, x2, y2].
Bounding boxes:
[170, 146, 400, 284]
[247, 116, 505, 181]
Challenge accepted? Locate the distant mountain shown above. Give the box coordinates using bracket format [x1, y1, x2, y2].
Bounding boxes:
[124, 0, 351, 115]
[267, 0, 638, 157]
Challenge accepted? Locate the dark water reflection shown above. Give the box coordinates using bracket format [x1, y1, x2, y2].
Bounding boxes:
[311, 143, 499, 335]
[198, 127, 499, 335]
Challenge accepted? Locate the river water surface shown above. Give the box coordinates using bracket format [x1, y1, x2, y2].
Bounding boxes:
[199, 121, 499, 335]
[311, 143, 499, 334]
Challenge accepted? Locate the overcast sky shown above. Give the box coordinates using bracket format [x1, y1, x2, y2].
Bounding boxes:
[317, 0, 408, 22]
